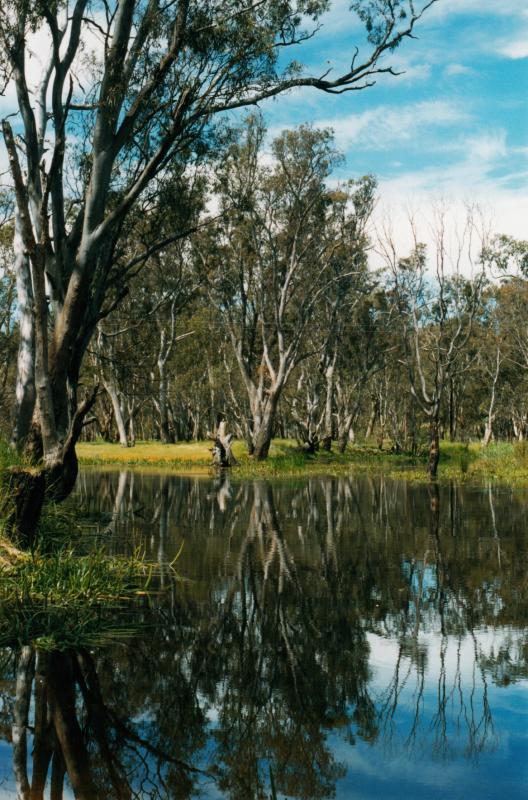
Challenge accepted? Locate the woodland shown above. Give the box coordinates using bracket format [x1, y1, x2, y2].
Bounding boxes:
[0, 0, 526, 538]
[0, 4, 528, 797]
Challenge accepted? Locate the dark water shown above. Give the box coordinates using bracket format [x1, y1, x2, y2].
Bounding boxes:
[2, 470, 528, 799]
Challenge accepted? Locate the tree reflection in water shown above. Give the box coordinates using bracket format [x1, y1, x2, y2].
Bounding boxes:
[2, 473, 527, 798]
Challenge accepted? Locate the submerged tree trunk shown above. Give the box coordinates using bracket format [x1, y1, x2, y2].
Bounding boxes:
[47, 652, 98, 800]
[2, 468, 46, 547]
[12, 646, 34, 800]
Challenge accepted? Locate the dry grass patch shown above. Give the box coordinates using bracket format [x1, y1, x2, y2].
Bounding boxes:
[77, 440, 214, 465]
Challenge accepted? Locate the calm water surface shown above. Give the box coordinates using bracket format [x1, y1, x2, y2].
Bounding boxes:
[2, 470, 528, 799]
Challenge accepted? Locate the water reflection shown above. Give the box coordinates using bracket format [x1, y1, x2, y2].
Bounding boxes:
[1, 473, 527, 798]
[6, 645, 209, 799]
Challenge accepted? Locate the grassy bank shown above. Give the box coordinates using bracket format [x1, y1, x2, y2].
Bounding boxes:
[0, 464, 159, 649]
[76, 439, 528, 485]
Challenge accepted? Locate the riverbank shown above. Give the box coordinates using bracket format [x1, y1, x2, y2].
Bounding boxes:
[76, 439, 528, 485]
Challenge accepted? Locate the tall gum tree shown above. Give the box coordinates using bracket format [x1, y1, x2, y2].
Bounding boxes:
[0, 0, 438, 531]
[204, 119, 373, 459]
[382, 211, 487, 479]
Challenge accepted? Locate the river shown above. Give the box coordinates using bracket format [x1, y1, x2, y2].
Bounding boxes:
[1, 469, 527, 799]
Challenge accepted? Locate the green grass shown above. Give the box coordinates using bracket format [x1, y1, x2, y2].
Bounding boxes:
[76, 437, 528, 485]
[0, 545, 156, 650]
[77, 437, 418, 475]
[0, 450, 164, 650]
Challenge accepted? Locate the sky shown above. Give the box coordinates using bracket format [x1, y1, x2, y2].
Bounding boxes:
[257, 0, 528, 266]
[0, 0, 525, 269]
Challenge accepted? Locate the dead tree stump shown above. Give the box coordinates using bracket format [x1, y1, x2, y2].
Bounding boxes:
[209, 420, 237, 468]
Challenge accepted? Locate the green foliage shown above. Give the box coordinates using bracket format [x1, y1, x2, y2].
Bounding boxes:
[482, 234, 528, 275]
[352, 0, 417, 47]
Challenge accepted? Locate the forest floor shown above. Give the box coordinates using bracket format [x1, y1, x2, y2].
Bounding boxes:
[76, 439, 528, 485]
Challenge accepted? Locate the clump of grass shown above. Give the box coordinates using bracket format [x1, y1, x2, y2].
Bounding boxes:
[513, 440, 528, 469]
[77, 439, 214, 467]
[0, 439, 177, 650]
[0, 438, 26, 471]
[459, 444, 470, 475]
[0, 546, 155, 650]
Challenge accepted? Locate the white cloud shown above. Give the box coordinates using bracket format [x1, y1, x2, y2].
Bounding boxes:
[371, 161, 528, 275]
[429, 0, 528, 18]
[315, 100, 470, 151]
[444, 63, 475, 77]
[497, 39, 528, 59]
[318, 0, 364, 34]
[463, 130, 508, 162]
[392, 61, 432, 83]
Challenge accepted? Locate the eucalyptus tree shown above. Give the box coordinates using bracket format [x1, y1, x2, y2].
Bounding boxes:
[333, 287, 394, 451]
[0, 263, 17, 435]
[484, 279, 528, 441]
[285, 176, 377, 452]
[314, 177, 377, 451]
[0, 0, 438, 519]
[204, 119, 372, 458]
[383, 217, 486, 479]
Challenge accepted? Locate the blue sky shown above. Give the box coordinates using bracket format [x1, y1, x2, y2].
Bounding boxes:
[258, 0, 528, 256]
[0, 1, 524, 263]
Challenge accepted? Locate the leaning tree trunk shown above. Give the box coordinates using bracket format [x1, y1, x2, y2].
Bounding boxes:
[103, 380, 128, 446]
[365, 397, 378, 441]
[482, 418, 494, 447]
[482, 348, 501, 447]
[428, 416, 440, 480]
[337, 431, 348, 454]
[337, 411, 355, 454]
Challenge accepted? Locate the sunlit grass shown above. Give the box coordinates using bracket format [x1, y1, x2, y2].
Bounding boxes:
[77, 437, 528, 485]
[77, 439, 219, 467]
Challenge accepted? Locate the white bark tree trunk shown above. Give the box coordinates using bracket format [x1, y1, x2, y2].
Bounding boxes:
[103, 380, 128, 447]
[10, 213, 36, 449]
[322, 356, 336, 451]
